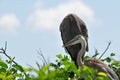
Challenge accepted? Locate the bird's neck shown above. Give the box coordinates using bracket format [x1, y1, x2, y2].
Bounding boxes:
[77, 38, 87, 67]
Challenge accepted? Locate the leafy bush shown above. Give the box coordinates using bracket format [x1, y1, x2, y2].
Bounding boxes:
[0, 44, 120, 80]
[0, 54, 111, 80]
[0, 57, 25, 80]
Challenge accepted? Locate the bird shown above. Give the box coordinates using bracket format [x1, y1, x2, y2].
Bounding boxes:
[60, 13, 119, 80]
[60, 13, 88, 67]
[63, 35, 119, 80]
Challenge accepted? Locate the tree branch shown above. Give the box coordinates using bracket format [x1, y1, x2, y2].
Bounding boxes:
[99, 41, 111, 59]
[0, 42, 18, 65]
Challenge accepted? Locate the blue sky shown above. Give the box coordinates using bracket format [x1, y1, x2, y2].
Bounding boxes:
[0, 0, 120, 67]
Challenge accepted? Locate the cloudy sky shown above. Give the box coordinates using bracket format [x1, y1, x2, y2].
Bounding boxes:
[0, 0, 120, 67]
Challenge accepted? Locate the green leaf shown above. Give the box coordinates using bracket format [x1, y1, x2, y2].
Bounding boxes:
[40, 65, 49, 72]
[62, 55, 69, 62]
[7, 75, 14, 80]
[12, 64, 24, 72]
[24, 68, 32, 72]
[0, 72, 7, 79]
[98, 72, 107, 77]
[56, 54, 62, 59]
[0, 61, 8, 69]
[111, 60, 119, 67]
[110, 53, 115, 56]
[104, 57, 111, 62]
[9, 68, 17, 74]
[0, 68, 6, 73]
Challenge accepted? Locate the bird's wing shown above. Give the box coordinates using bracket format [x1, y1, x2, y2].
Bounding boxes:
[73, 14, 89, 51]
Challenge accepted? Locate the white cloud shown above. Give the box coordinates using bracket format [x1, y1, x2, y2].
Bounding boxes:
[26, 0, 95, 31]
[0, 13, 20, 33]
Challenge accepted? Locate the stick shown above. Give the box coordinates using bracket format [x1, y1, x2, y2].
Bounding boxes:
[99, 41, 111, 59]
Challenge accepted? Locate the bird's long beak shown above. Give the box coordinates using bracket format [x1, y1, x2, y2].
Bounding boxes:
[63, 37, 80, 47]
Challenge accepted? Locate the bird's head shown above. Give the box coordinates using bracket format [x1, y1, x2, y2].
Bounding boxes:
[63, 35, 85, 47]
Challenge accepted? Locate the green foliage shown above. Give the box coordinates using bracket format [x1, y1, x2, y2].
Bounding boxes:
[0, 52, 120, 80]
[0, 58, 25, 80]
[27, 54, 109, 80]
